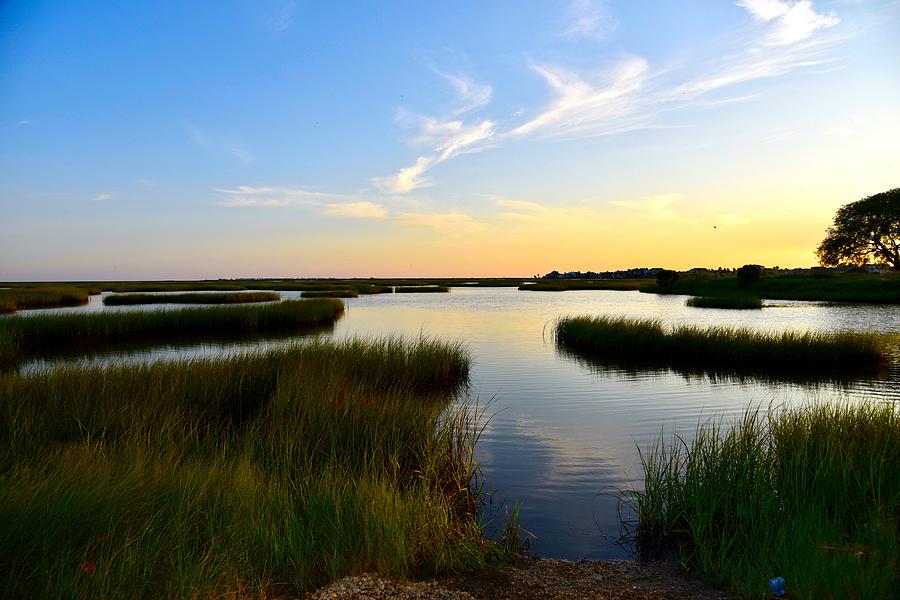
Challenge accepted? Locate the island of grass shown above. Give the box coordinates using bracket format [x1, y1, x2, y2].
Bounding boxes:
[395, 286, 450, 293]
[646, 271, 900, 304]
[554, 315, 885, 376]
[685, 295, 763, 309]
[103, 291, 280, 306]
[0, 337, 514, 597]
[626, 402, 900, 598]
[301, 289, 359, 298]
[0, 278, 533, 297]
[352, 284, 393, 294]
[0, 298, 344, 367]
[518, 279, 653, 292]
[0, 286, 94, 313]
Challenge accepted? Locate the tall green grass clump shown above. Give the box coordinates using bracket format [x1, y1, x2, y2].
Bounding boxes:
[0, 338, 512, 597]
[0, 286, 91, 312]
[395, 286, 450, 293]
[555, 316, 885, 375]
[625, 402, 900, 598]
[643, 272, 900, 304]
[103, 292, 280, 306]
[519, 280, 652, 292]
[0, 328, 19, 369]
[353, 284, 393, 294]
[0, 299, 343, 360]
[686, 295, 763, 310]
[301, 289, 359, 298]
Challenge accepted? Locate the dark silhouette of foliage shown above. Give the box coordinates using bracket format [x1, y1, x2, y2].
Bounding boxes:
[737, 264, 761, 286]
[656, 269, 679, 287]
[817, 188, 900, 270]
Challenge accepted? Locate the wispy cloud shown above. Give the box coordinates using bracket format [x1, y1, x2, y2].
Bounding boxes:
[17, 119, 30, 126]
[214, 185, 387, 219]
[374, 71, 496, 193]
[394, 211, 486, 234]
[516, 1, 844, 141]
[495, 198, 546, 212]
[561, 0, 617, 40]
[214, 185, 326, 207]
[321, 201, 387, 219]
[376, 1, 847, 191]
[737, 0, 839, 46]
[189, 126, 211, 148]
[216, 185, 489, 233]
[433, 70, 493, 115]
[225, 144, 253, 165]
[374, 157, 435, 194]
[188, 125, 254, 165]
[510, 56, 651, 138]
[88, 192, 116, 202]
[375, 119, 494, 193]
[266, 0, 296, 33]
[609, 193, 693, 222]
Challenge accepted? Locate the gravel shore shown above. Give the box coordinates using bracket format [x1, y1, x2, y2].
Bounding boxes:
[306, 558, 734, 599]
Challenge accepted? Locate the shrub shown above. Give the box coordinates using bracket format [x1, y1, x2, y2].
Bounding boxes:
[737, 264, 761, 286]
[656, 269, 680, 287]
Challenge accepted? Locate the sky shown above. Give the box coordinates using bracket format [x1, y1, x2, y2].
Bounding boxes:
[1, 0, 899, 279]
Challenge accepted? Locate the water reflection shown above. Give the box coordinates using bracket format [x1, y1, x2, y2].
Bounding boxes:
[555, 346, 889, 388]
[19, 324, 336, 372]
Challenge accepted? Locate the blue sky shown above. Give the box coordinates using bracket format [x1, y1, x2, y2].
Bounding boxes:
[2, 0, 899, 279]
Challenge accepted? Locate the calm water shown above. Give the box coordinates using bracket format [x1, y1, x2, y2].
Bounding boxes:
[16, 288, 900, 560]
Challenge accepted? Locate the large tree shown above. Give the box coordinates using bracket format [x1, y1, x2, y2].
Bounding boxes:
[816, 188, 900, 270]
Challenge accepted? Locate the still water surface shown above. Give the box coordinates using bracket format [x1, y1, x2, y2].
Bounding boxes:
[18, 288, 900, 560]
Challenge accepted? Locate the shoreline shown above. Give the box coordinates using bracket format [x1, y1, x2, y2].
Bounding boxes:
[307, 558, 734, 599]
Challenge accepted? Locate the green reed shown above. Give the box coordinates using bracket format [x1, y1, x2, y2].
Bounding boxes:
[0, 286, 92, 312]
[0, 337, 512, 598]
[555, 316, 886, 375]
[103, 292, 280, 306]
[518, 280, 653, 292]
[0, 299, 344, 362]
[643, 272, 900, 304]
[394, 286, 450, 293]
[624, 402, 900, 598]
[685, 295, 763, 310]
[301, 289, 359, 298]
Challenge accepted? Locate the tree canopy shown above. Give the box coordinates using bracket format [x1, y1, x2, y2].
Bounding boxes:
[816, 188, 900, 270]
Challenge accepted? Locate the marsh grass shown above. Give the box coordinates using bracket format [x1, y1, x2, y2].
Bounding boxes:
[519, 280, 653, 292]
[0, 338, 512, 597]
[301, 289, 359, 298]
[623, 402, 900, 598]
[554, 316, 886, 375]
[0, 299, 344, 362]
[353, 284, 393, 294]
[685, 295, 763, 310]
[1, 278, 531, 298]
[644, 273, 900, 304]
[0, 286, 91, 312]
[0, 328, 18, 369]
[103, 292, 280, 306]
[395, 286, 450, 293]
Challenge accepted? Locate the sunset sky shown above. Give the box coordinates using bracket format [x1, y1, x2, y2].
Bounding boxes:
[2, 0, 899, 279]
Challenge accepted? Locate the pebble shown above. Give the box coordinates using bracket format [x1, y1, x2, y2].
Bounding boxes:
[304, 559, 735, 599]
